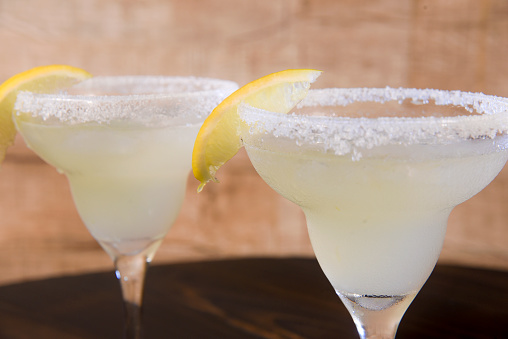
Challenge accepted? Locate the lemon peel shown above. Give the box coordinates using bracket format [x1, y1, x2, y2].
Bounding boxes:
[192, 69, 322, 192]
[0, 65, 92, 163]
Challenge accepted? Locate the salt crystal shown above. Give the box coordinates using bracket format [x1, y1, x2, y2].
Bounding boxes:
[14, 76, 238, 126]
[239, 87, 508, 158]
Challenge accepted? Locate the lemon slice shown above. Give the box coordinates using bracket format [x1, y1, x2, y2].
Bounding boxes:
[0, 65, 92, 163]
[192, 69, 322, 192]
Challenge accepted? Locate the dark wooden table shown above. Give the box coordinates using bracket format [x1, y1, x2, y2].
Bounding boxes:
[0, 258, 507, 338]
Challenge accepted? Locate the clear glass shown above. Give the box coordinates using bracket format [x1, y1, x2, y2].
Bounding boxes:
[13, 76, 238, 339]
[239, 87, 508, 339]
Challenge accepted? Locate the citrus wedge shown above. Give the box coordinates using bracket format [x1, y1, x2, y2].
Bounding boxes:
[0, 65, 92, 163]
[192, 69, 322, 192]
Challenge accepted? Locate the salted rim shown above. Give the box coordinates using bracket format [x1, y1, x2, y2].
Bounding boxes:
[14, 76, 238, 125]
[239, 87, 508, 157]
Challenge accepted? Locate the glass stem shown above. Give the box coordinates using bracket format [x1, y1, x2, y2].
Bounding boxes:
[115, 253, 149, 339]
[353, 314, 399, 339]
[338, 292, 416, 339]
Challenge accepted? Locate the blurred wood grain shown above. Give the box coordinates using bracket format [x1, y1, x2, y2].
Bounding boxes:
[1, 0, 508, 285]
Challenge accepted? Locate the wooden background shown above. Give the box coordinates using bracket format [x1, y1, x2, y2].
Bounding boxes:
[1, 0, 508, 286]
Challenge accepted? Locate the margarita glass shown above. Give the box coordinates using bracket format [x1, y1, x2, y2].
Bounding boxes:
[12, 76, 238, 338]
[239, 87, 508, 338]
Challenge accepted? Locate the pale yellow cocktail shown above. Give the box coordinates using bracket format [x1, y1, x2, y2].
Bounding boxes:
[14, 75, 238, 338]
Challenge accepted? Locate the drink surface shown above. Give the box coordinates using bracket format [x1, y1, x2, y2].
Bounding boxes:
[13, 76, 238, 256]
[17, 120, 199, 251]
[245, 140, 508, 295]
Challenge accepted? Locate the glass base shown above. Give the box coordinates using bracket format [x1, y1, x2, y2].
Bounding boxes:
[337, 291, 417, 339]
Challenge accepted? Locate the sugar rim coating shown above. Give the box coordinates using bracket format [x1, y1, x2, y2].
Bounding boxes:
[14, 76, 238, 125]
[239, 87, 508, 157]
